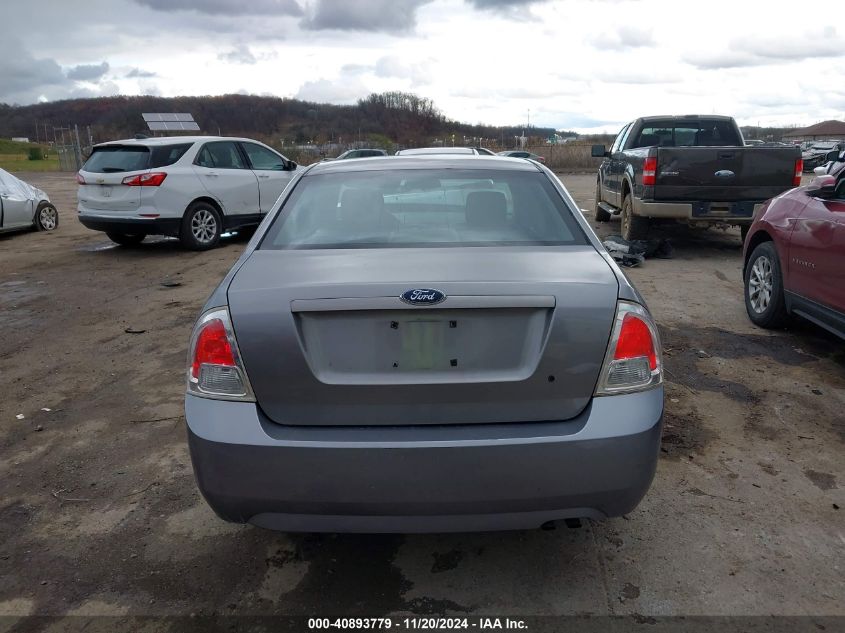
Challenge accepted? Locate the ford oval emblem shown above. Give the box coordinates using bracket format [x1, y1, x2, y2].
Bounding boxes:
[400, 288, 446, 306]
[715, 170, 735, 178]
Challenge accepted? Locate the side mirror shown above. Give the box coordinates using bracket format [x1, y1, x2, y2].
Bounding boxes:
[806, 175, 837, 198]
[591, 144, 608, 158]
[287, 160, 297, 170]
[814, 165, 828, 176]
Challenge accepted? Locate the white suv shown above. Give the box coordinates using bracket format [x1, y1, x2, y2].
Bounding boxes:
[77, 136, 299, 249]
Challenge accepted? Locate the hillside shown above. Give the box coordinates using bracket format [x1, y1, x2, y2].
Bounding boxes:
[0, 93, 556, 150]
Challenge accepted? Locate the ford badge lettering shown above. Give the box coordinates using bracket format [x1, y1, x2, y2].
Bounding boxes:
[400, 288, 446, 306]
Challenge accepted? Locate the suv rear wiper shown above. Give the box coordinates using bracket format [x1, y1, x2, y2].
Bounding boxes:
[100, 167, 125, 173]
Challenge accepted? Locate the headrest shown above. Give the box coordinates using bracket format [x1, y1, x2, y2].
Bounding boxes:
[636, 134, 660, 148]
[466, 190, 508, 228]
[339, 188, 384, 224]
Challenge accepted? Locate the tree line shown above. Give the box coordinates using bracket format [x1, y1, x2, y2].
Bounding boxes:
[0, 92, 557, 150]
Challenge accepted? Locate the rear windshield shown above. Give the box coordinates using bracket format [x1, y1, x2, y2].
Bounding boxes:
[630, 119, 742, 148]
[260, 169, 586, 249]
[83, 143, 192, 173]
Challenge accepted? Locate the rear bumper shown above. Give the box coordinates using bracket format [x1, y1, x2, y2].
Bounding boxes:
[185, 388, 664, 533]
[78, 213, 181, 237]
[632, 199, 763, 223]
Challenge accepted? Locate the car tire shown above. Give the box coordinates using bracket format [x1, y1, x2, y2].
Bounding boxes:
[594, 180, 611, 222]
[744, 241, 788, 329]
[621, 194, 649, 241]
[34, 202, 59, 231]
[106, 231, 146, 246]
[180, 201, 222, 250]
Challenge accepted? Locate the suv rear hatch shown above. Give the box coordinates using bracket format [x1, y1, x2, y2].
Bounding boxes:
[78, 145, 150, 212]
[227, 247, 620, 426]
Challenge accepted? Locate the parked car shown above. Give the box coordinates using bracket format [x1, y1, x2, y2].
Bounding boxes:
[395, 147, 486, 156]
[332, 149, 388, 160]
[185, 155, 664, 533]
[802, 141, 845, 172]
[497, 150, 546, 164]
[813, 149, 845, 176]
[77, 136, 299, 249]
[592, 115, 802, 241]
[743, 164, 845, 340]
[0, 169, 58, 234]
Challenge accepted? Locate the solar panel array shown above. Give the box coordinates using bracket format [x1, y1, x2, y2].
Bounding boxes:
[142, 113, 200, 131]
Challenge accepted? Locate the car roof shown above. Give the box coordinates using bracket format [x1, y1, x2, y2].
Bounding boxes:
[306, 155, 541, 175]
[396, 147, 476, 155]
[93, 136, 261, 147]
[637, 114, 734, 123]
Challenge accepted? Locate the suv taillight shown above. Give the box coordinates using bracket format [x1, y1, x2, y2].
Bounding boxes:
[187, 308, 254, 401]
[793, 159, 803, 187]
[642, 157, 658, 186]
[595, 302, 662, 395]
[122, 172, 168, 186]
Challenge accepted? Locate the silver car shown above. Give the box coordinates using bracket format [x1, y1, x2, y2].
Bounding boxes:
[185, 155, 664, 533]
[0, 169, 59, 234]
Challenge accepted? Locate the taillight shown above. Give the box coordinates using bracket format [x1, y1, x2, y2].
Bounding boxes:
[793, 159, 803, 187]
[76, 173, 86, 185]
[122, 172, 168, 187]
[187, 308, 254, 400]
[595, 302, 662, 395]
[643, 157, 657, 186]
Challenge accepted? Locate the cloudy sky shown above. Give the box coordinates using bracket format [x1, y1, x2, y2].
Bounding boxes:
[2, 0, 844, 133]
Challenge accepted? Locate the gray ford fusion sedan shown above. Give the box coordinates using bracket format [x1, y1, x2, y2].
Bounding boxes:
[185, 155, 664, 533]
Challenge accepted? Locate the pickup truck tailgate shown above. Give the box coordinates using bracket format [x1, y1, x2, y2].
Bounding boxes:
[654, 147, 800, 201]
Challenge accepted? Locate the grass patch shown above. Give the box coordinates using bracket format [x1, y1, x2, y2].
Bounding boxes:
[0, 153, 61, 172]
[0, 139, 60, 172]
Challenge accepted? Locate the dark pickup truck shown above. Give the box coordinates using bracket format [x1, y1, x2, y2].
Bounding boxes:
[591, 115, 802, 241]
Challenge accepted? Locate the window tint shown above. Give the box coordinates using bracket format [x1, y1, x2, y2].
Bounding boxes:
[619, 124, 634, 151]
[150, 143, 192, 168]
[632, 119, 742, 148]
[194, 141, 246, 169]
[83, 146, 149, 173]
[610, 124, 630, 153]
[242, 143, 286, 170]
[261, 169, 586, 250]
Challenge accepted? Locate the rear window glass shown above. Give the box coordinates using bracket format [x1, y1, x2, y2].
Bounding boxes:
[260, 169, 586, 249]
[631, 120, 742, 148]
[150, 143, 192, 168]
[83, 143, 192, 173]
[83, 146, 149, 173]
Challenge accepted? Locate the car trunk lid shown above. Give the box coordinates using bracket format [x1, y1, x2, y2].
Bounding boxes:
[227, 246, 619, 426]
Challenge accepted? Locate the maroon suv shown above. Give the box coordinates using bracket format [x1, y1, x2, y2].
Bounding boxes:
[743, 165, 845, 339]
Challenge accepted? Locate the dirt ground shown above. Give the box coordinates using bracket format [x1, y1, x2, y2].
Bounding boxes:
[1, 171, 843, 624]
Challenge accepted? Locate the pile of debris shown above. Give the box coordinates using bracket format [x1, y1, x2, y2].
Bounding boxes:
[602, 235, 673, 267]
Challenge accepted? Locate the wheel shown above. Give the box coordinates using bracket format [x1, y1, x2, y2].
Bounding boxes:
[106, 231, 146, 246]
[740, 224, 750, 243]
[744, 241, 788, 329]
[594, 180, 611, 222]
[34, 202, 58, 231]
[180, 202, 222, 250]
[620, 194, 649, 241]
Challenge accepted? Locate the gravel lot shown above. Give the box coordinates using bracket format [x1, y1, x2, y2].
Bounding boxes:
[1, 171, 843, 623]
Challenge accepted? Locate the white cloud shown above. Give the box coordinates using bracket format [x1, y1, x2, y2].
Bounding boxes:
[1, 0, 845, 132]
